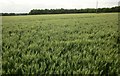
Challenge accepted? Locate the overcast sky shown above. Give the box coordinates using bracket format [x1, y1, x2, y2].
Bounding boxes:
[0, 0, 119, 13]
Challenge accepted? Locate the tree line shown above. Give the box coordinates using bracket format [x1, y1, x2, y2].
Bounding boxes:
[29, 6, 120, 15]
[1, 6, 120, 16]
[1, 13, 28, 16]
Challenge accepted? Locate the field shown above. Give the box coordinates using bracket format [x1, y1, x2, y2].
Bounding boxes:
[2, 13, 119, 74]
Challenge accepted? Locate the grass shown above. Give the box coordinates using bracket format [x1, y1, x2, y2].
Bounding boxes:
[2, 13, 119, 74]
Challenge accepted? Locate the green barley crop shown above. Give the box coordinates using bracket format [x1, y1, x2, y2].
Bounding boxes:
[2, 13, 120, 74]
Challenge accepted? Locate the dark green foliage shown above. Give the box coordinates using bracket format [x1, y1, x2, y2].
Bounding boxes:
[29, 6, 120, 15]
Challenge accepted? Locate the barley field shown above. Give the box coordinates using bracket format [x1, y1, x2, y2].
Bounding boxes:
[2, 13, 119, 74]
